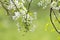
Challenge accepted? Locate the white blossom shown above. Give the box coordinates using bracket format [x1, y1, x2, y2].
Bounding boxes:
[15, 0, 21, 8]
[8, 0, 16, 10]
[8, 4, 15, 10]
[37, 1, 43, 7]
[43, 6, 47, 9]
[52, 7, 60, 10]
[15, 0, 19, 4]
[10, 0, 13, 5]
[19, 3, 24, 8]
[51, 1, 57, 8]
[12, 11, 20, 20]
[50, 1, 60, 10]
[4, 0, 37, 32]
[14, 11, 20, 17]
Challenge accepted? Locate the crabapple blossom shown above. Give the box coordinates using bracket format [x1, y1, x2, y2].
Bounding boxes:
[0, 0, 37, 32]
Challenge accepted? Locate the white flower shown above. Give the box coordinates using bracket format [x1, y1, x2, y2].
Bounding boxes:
[19, 3, 24, 8]
[12, 11, 20, 20]
[22, 14, 33, 23]
[15, 0, 20, 8]
[37, 0, 50, 8]
[15, 0, 19, 5]
[50, 1, 60, 10]
[14, 11, 20, 17]
[51, 1, 57, 8]
[8, 0, 20, 10]
[52, 7, 60, 10]
[23, 14, 30, 19]
[8, 4, 15, 10]
[43, 6, 47, 9]
[37, 2, 41, 6]
[8, 0, 16, 10]
[10, 0, 13, 5]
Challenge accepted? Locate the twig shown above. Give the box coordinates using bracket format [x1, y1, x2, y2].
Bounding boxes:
[11, 0, 20, 12]
[50, 0, 60, 34]
[0, 0, 10, 15]
[52, 10, 60, 23]
[25, 0, 32, 31]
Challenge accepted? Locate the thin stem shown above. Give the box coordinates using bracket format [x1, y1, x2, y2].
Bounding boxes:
[50, 0, 60, 34]
[27, 0, 32, 14]
[52, 10, 60, 23]
[50, 8, 60, 34]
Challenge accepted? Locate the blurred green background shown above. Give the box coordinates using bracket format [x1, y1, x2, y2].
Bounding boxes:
[0, 0, 60, 40]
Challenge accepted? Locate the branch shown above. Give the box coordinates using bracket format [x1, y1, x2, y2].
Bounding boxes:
[11, 0, 20, 12]
[25, 0, 32, 31]
[52, 10, 60, 23]
[0, 0, 10, 15]
[50, 8, 60, 34]
[50, 0, 60, 34]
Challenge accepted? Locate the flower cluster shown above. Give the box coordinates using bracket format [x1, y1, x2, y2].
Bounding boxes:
[37, 0, 50, 9]
[1, 0, 37, 32]
[51, 0, 60, 10]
